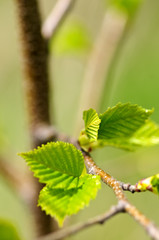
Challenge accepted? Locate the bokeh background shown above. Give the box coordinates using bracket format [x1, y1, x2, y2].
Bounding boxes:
[0, 0, 159, 239]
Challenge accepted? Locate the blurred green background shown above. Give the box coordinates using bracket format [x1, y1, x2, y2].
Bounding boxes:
[0, 0, 159, 239]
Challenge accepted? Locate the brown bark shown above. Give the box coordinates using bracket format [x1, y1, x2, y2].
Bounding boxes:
[14, 0, 56, 236]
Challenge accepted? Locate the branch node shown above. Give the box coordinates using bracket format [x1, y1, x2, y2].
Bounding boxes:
[33, 125, 58, 146]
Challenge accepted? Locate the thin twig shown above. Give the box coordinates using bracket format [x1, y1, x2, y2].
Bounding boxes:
[75, 9, 127, 135]
[37, 201, 125, 240]
[84, 153, 126, 201]
[83, 153, 159, 240]
[120, 182, 138, 193]
[125, 202, 159, 240]
[42, 0, 76, 40]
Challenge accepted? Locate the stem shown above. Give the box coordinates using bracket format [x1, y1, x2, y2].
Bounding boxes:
[84, 154, 126, 201]
[120, 182, 138, 193]
[14, 0, 56, 236]
[16, 0, 50, 131]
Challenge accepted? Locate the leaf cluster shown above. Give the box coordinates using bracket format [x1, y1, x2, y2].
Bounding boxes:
[19, 142, 101, 226]
[79, 103, 159, 151]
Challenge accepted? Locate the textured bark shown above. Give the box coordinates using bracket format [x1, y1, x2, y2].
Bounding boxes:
[15, 0, 50, 131]
[15, 0, 56, 236]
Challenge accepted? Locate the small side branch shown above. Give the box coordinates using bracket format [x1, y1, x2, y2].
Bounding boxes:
[37, 201, 125, 240]
[42, 0, 76, 40]
[83, 152, 159, 240]
[37, 198, 159, 240]
[84, 153, 126, 201]
[120, 182, 138, 193]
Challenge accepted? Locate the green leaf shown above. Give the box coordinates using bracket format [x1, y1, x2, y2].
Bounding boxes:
[50, 20, 91, 56]
[108, 0, 143, 16]
[96, 120, 159, 151]
[98, 103, 153, 140]
[136, 174, 159, 194]
[0, 220, 21, 240]
[38, 174, 101, 226]
[126, 120, 159, 147]
[19, 142, 85, 189]
[83, 108, 101, 140]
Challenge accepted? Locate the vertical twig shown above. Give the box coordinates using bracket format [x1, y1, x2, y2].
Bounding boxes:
[42, 0, 76, 40]
[14, 0, 57, 236]
[75, 9, 127, 135]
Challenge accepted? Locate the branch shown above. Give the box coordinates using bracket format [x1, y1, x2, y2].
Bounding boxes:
[83, 152, 159, 240]
[37, 201, 125, 240]
[14, 0, 77, 232]
[15, 0, 50, 134]
[84, 153, 126, 201]
[125, 202, 159, 240]
[42, 0, 76, 40]
[14, 0, 56, 236]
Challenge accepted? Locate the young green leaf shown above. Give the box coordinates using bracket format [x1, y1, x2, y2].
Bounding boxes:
[126, 120, 159, 147]
[20, 142, 101, 226]
[0, 220, 20, 240]
[98, 103, 153, 140]
[83, 108, 101, 140]
[95, 120, 159, 151]
[136, 174, 159, 194]
[19, 142, 85, 189]
[38, 174, 101, 226]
